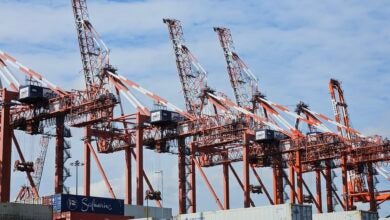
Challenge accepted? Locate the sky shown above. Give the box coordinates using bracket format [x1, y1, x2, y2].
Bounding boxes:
[1, 0, 390, 217]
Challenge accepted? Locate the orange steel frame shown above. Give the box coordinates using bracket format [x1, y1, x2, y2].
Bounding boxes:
[1, 60, 390, 217]
[0, 4, 389, 220]
[0, 88, 162, 207]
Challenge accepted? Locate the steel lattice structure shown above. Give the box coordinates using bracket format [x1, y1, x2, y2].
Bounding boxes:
[0, 2, 388, 218]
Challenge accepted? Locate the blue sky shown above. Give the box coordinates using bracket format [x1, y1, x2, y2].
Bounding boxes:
[1, 0, 390, 217]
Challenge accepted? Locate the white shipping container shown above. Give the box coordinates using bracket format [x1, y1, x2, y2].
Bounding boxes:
[124, 204, 172, 219]
[0, 202, 52, 220]
[313, 210, 378, 220]
[175, 204, 312, 220]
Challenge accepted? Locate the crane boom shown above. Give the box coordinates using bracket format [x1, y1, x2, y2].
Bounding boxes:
[71, 0, 110, 94]
[329, 79, 352, 139]
[214, 27, 258, 109]
[163, 18, 207, 116]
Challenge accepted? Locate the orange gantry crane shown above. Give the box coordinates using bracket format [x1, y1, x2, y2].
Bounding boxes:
[0, 1, 389, 217]
[213, 26, 390, 213]
[329, 78, 390, 211]
[163, 18, 245, 213]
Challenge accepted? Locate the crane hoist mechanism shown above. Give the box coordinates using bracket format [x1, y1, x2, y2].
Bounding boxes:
[0, 0, 389, 217]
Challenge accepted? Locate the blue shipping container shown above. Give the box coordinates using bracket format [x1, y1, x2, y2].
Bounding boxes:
[52, 194, 124, 215]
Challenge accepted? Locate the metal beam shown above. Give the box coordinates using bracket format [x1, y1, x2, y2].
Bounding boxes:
[324, 161, 333, 212]
[178, 137, 186, 214]
[223, 162, 229, 210]
[190, 142, 196, 213]
[316, 170, 323, 213]
[84, 127, 91, 196]
[55, 115, 65, 194]
[136, 112, 147, 205]
[193, 157, 224, 210]
[243, 132, 250, 208]
[229, 164, 255, 207]
[251, 165, 274, 205]
[12, 135, 39, 198]
[367, 163, 376, 212]
[87, 142, 116, 199]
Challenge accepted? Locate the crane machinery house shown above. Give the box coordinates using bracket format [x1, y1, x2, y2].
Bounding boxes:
[18, 84, 57, 104]
[150, 109, 182, 125]
[255, 129, 286, 142]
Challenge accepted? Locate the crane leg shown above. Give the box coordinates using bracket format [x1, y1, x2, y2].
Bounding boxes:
[84, 127, 90, 196]
[0, 89, 15, 202]
[55, 115, 65, 194]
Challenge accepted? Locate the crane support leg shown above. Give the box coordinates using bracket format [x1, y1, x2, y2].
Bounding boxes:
[178, 138, 186, 214]
[289, 166, 296, 204]
[316, 170, 323, 213]
[273, 165, 284, 204]
[136, 112, 146, 205]
[243, 132, 250, 208]
[223, 162, 229, 210]
[84, 127, 90, 196]
[55, 115, 65, 194]
[367, 163, 377, 212]
[125, 147, 131, 204]
[296, 150, 303, 204]
[189, 143, 196, 213]
[325, 161, 333, 212]
[341, 155, 350, 210]
[0, 89, 15, 202]
[273, 148, 284, 205]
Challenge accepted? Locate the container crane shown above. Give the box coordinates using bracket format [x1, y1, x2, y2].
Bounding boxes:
[0, 51, 66, 201]
[213, 27, 388, 213]
[71, 0, 160, 206]
[329, 79, 390, 212]
[1, 3, 390, 217]
[71, 0, 194, 207]
[214, 27, 303, 205]
[1, 56, 73, 200]
[164, 18, 264, 213]
[165, 19, 286, 213]
[164, 18, 212, 213]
